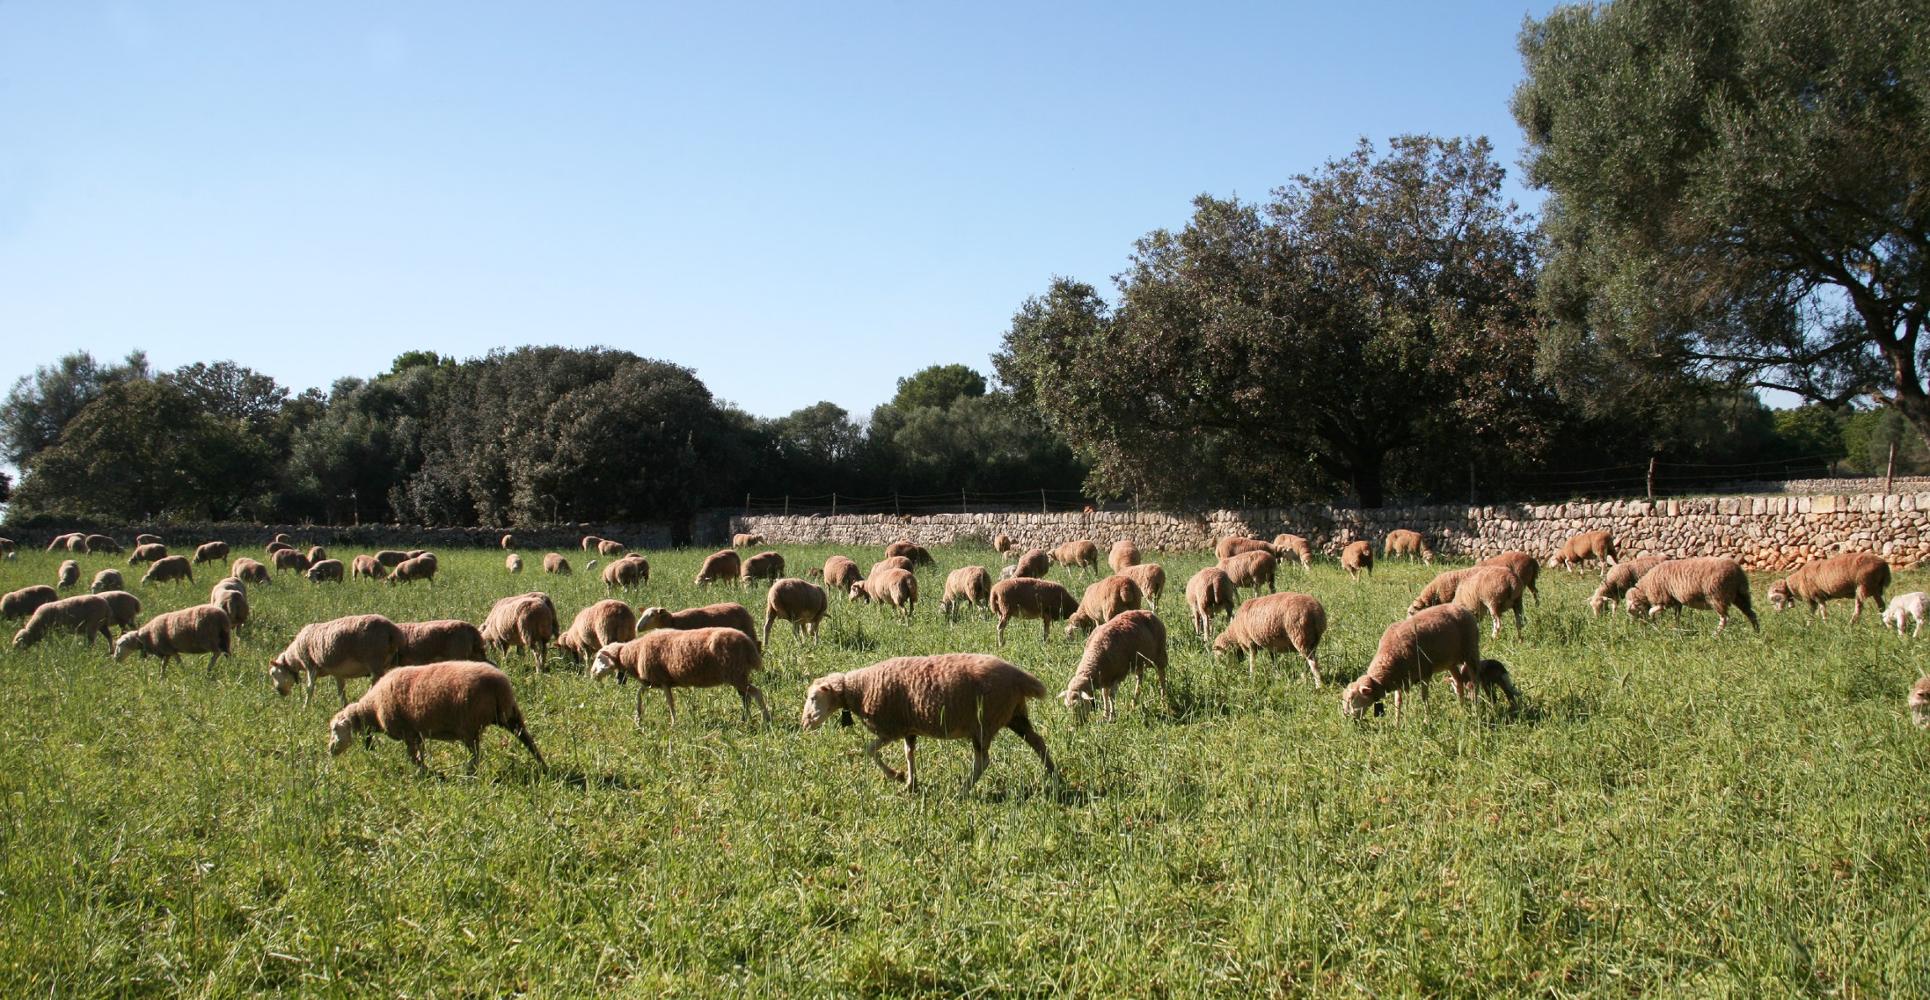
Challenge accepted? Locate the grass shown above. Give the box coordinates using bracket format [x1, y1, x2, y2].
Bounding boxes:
[1, 542, 1927, 997]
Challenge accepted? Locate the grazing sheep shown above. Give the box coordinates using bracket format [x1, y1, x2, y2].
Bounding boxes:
[555, 600, 640, 666]
[84, 534, 121, 553]
[800, 654, 1055, 792]
[90, 568, 125, 594]
[127, 543, 167, 565]
[1624, 557, 1759, 634]
[135, 533, 162, 547]
[1478, 551, 1542, 606]
[1213, 591, 1327, 684]
[1464, 657, 1523, 711]
[1382, 529, 1433, 564]
[1118, 562, 1167, 612]
[1051, 539, 1100, 575]
[635, 603, 759, 644]
[1215, 537, 1275, 561]
[732, 532, 766, 548]
[45, 532, 80, 552]
[1341, 604, 1484, 720]
[1270, 534, 1314, 570]
[65, 534, 88, 553]
[885, 540, 935, 568]
[1408, 569, 1473, 616]
[13, 594, 113, 648]
[939, 566, 993, 621]
[273, 533, 293, 545]
[695, 549, 742, 586]
[394, 620, 492, 666]
[987, 576, 1079, 645]
[1555, 530, 1618, 572]
[993, 533, 1017, 558]
[1108, 538, 1142, 572]
[269, 614, 405, 705]
[601, 554, 650, 589]
[3, 585, 60, 621]
[210, 583, 248, 627]
[373, 549, 410, 567]
[386, 554, 438, 585]
[0, 536, 14, 559]
[1767, 553, 1891, 623]
[1910, 676, 1930, 727]
[1010, 547, 1050, 579]
[1062, 610, 1171, 721]
[592, 627, 768, 725]
[266, 540, 292, 556]
[580, 535, 604, 552]
[1584, 556, 1663, 615]
[271, 548, 311, 573]
[501, 534, 515, 550]
[822, 555, 862, 594]
[1450, 565, 1527, 639]
[112, 604, 231, 676]
[231, 557, 271, 585]
[764, 578, 828, 646]
[57, 559, 80, 589]
[506, 553, 523, 574]
[849, 568, 918, 621]
[306, 558, 345, 584]
[868, 556, 915, 581]
[1883, 592, 1928, 638]
[1185, 566, 1238, 644]
[329, 662, 545, 774]
[306, 545, 328, 563]
[740, 551, 786, 585]
[141, 556, 194, 586]
[212, 576, 245, 594]
[1064, 574, 1143, 636]
[346, 554, 380, 580]
[1340, 541, 1374, 580]
[1219, 549, 1278, 594]
[542, 552, 571, 575]
[480, 592, 559, 670]
[97, 590, 142, 634]
[193, 541, 230, 565]
[597, 539, 627, 557]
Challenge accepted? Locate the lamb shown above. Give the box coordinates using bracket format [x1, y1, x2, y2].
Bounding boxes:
[84, 534, 121, 553]
[193, 541, 230, 565]
[636, 603, 760, 644]
[1624, 557, 1759, 634]
[939, 566, 993, 621]
[127, 543, 168, 565]
[141, 556, 194, 585]
[306, 545, 328, 563]
[1883, 592, 1929, 638]
[1341, 604, 1499, 720]
[1478, 551, 1542, 606]
[1216, 536, 1275, 561]
[1118, 562, 1167, 612]
[328, 662, 546, 774]
[764, 578, 828, 646]
[112, 604, 232, 676]
[543, 552, 571, 575]
[800, 654, 1055, 792]
[821, 555, 862, 593]
[694, 549, 742, 586]
[306, 558, 346, 583]
[849, 568, 918, 621]
[1108, 538, 1141, 572]
[993, 533, 1017, 558]
[1212, 591, 1327, 684]
[97, 590, 142, 634]
[555, 600, 639, 666]
[1064, 574, 1143, 636]
[987, 576, 1079, 645]
[57, 559, 80, 589]
[386, 553, 438, 585]
[1449, 565, 1527, 639]
[602, 554, 650, 589]
[732, 532, 766, 548]
[740, 551, 786, 585]
[1382, 529, 1433, 564]
[1340, 541, 1374, 580]
[1911, 676, 1930, 727]
[591, 627, 769, 725]
[480, 592, 559, 670]
[231, 557, 271, 585]
[1271, 534, 1314, 570]
[210, 581, 248, 626]
[501, 534, 515, 550]
[395, 620, 493, 666]
[884, 540, 935, 568]
[269, 613, 405, 705]
[90, 568, 125, 593]
[597, 539, 627, 557]
[1766, 552, 1891, 623]
[271, 548, 312, 573]
[2, 585, 59, 621]
[1051, 539, 1100, 575]
[1219, 549, 1278, 594]
[12, 594, 113, 648]
[1010, 547, 1050, 579]
[373, 549, 410, 567]
[1185, 566, 1238, 644]
[506, 553, 523, 574]
[1555, 530, 1618, 572]
[1062, 610, 1172, 721]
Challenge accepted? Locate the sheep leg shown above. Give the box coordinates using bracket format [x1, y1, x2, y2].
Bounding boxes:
[903, 737, 919, 792]
[750, 686, 771, 724]
[663, 688, 677, 723]
[465, 739, 481, 775]
[1040, 617, 1050, 643]
[1915, 613, 1923, 639]
[761, 613, 774, 648]
[1850, 594, 1864, 624]
[996, 618, 1007, 647]
[863, 737, 902, 782]
[1005, 713, 1054, 777]
[511, 725, 546, 769]
[634, 686, 647, 727]
[1304, 652, 1322, 687]
[205, 650, 221, 678]
[335, 676, 350, 707]
[408, 740, 428, 773]
[965, 739, 990, 792]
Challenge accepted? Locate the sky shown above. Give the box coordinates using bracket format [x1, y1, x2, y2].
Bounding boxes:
[0, 1, 1556, 420]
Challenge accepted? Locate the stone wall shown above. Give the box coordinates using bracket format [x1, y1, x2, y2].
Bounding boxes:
[732, 491, 1930, 571]
[0, 520, 681, 552]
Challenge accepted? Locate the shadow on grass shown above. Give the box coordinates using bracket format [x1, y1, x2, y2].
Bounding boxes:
[547, 765, 645, 792]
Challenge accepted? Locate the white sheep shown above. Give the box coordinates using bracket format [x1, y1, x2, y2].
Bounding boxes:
[1382, 529, 1433, 564]
[1107, 538, 1141, 572]
[601, 554, 650, 589]
[112, 604, 232, 677]
[1064, 574, 1143, 636]
[1341, 604, 1510, 720]
[554, 600, 639, 667]
[57, 559, 79, 589]
[1061, 610, 1171, 721]
[231, 557, 271, 585]
[1051, 540, 1100, 575]
[506, 553, 523, 574]
[480, 592, 559, 670]
[193, 540, 230, 565]
[635, 603, 760, 645]
[1117, 562, 1166, 612]
[210, 582, 249, 627]
[939, 566, 993, 621]
[1883, 592, 1929, 638]
[821, 556, 862, 593]
[1911, 676, 1930, 727]
[591, 627, 769, 725]
[849, 568, 918, 622]
[694, 549, 742, 586]
[1587, 556, 1665, 616]
[269, 613, 404, 706]
[1340, 541, 1374, 580]
[1, 585, 58, 621]
[1624, 557, 1759, 634]
[740, 551, 786, 585]
[386, 553, 437, 585]
[97, 590, 142, 635]
[1218, 549, 1278, 593]
[90, 568, 125, 594]
[1184, 566, 1237, 644]
[1554, 530, 1618, 572]
[141, 555, 194, 585]
[329, 662, 546, 774]
[1270, 534, 1313, 570]
[542, 552, 572, 575]
[306, 558, 346, 583]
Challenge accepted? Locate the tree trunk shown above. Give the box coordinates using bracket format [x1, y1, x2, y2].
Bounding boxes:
[1349, 453, 1385, 508]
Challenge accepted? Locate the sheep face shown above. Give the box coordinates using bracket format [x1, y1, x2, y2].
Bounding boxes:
[1339, 678, 1378, 718]
[111, 632, 144, 661]
[847, 582, 871, 603]
[1587, 594, 1611, 617]
[10, 628, 28, 648]
[1060, 687, 1097, 722]
[1912, 693, 1930, 728]
[326, 712, 363, 755]
[268, 657, 301, 697]
[798, 679, 842, 730]
[589, 646, 622, 681]
[1624, 588, 1655, 620]
[1766, 581, 1795, 611]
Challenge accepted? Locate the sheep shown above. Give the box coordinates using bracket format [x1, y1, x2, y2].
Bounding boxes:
[1010, 547, 1050, 579]
[266, 540, 292, 556]
[1911, 676, 1930, 727]
[373, 549, 410, 567]
[306, 558, 346, 584]
[112, 604, 231, 676]
[1215, 536, 1274, 561]
[1213, 591, 1327, 684]
[212, 576, 245, 594]
[271, 548, 312, 573]
[987, 576, 1079, 645]
[993, 533, 1017, 558]
[406, 549, 429, 559]
[1062, 610, 1171, 721]
[134, 533, 162, 546]
[580, 535, 604, 551]
[480, 592, 559, 670]
[13, 594, 113, 648]
[90, 568, 125, 594]
[141, 556, 194, 586]
[231, 557, 271, 585]
[822, 555, 862, 594]
[65, 533, 88, 553]
[210, 582, 248, 627]
[602, 554, 650, 589]
[800, 654, 1055, 792]
[1624, 557, 1759, 634]
[1883, 592, 1928, 638]
[506, 553, 523, 574]
[192, 541, 230, 565]
[1478, 551, 1542, 606]
[1407, 568, 1473, 616]
[1340, 541, 1374, 580]
[1064, 574, 1143, 636]
[1766, 552, 1891, 623]
[329, 662, 546, 774]
[591, 627, 768, 725]
[1270, 534, 1314, 570]
[849, 568, 918, 621]
[306, 545, 328, 563]
[1382, 529, 1433, 564]
[543, 552, 572, 575]
[386, 553, 438, 585]
[868, 556, 914, 580]
[1449, 565, 1527, 639]
[597, 539, 627, 557]
[885, 540, 935, 568]
[393, 619, 492, 667]
[740, 551, 786, 585]
[1051, 539, 1100, 575]
[1341, 604, 1488, 720]
[0, 536, 13, 559]
[1219, 549, 1278, 594]
[939, 566, 993, 621]
[97, 590, 142, 634]
[1108, 538, 1141, 572]
[695, 549, 742, 586]
[732, 532, 766, 548]
[635, 603, 759, 644]
[57, 559, 80, 589]
[45, 532, 80, 551]
[2, 585, 59, 621]
[1118, 562, 1167, 612]
[1555, 530, 1618, 572]
[764, 578, 828, 646]
[126, 542, 167, 565]
[269, 613, 405, 705]
[555, 600, 640, 666]
[1185, 566, 1238, 644]
[500, 533, 515, 550]
[273, 532, 293, 545]
[84, 533, 121, 553]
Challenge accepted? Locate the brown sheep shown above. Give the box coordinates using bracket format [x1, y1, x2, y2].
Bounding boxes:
[1624, 557, 1758, 634]
[555, 600, 639, 666]
[84, 534, 121, 553]
[480, 593, 559, 670]
[868, 555, 915, 579]
[636, 603, 759, 645]
[601, 554, 650, 589]
[1587, 556, 1666, 616]
[269, 614, 405, 705]
[1407, 568, 1473, 616]
[1216, 536, 1275, 561]
[542, 552, 572, 575]
[884, 540, 935, 568]
[1118, 562, 1167, 612]
[306, 545, 328, 564]
[1270, 534, 1314, 570]
[849, 568, 918, 621]
[1450, 565, 1527, 639]
[500, 533, 515, 550]
[1062, 610, 1171, 721]
[349, 554, 381, 580]
[993, 533, 1017, 558]
[1064, 574, 1143, 636]
[141, 556, 194, 586]
[1341, 604, 1506, 720]
[44, 532, 79, 551]
[13, 594, 112, 648]
[1051, 539, 1100, 575]
[1911, 676, 1930, 728]
[1340, 541, 1374, 580]
[597, 539, 627, 557]
[1010, 547, 1050, 579]
[1184, 566, 1238, 644]
[386, 553, 438, 585]
[580, 535, 604, 552]
[1554, 530, 1618, 572]
[732, 532, 766, 548]
[822, 555, 862, 594]
[506, 553, 523, 574]
[987, 577, 1079, 645]
[373, 549, 410, 567]
[57, 559, 80, 589]
[1213, 592, 1327, 684]
[394, 620, 492, 666]
[210, 583, 249, 627]
[1478, 551, 1542, 606]
[764, 578, 828, 646]
[2, 585, 59, 621]
[113, 604, 232, 676]
[1766, 553, 1891, 623]
[231, 557, 271, 585]
[740, 551, 786, 585]
[306, 558, 346, 583]
[193, 541, 230, 565]
[271, 548, 312, 574]
[127, 542, 168, 565]
[65, 534, 89, 553]
[939, 566, 993, 621]
[1219, 549, 1278, 594]
[1108, 538, 1141, 572]
[97, 590, 142, 634]
[135, 533, 162, 546]
[1382, 529, 1433, 564]
[695, 549, 742, 586]
[90, 568, 125, 594]
[329, 662, 545, 774]
[266, 540, 292, 556]
[592, 627, 768, 725]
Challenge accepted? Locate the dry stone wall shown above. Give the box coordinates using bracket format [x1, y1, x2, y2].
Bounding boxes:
[1, 521, 678, 553]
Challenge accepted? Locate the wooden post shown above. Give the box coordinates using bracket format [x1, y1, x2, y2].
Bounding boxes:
[894, 493, 900, 516]
[1041, 488, 1047, 514]
[961, 489, 967, 514]
[1646, 456, 1657, 500]
[831, 493, 838, 516]
[1468, 459, 1476, 506]
[1886, 440, 1897, 494]
[744, 492, 751, 513]
[783, 495, 789, 516]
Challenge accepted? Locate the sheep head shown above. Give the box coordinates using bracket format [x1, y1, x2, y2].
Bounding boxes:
[1766, 580, 1795, 611]
[268, 656, 300, 697]
[847, 582, 871, 604]
[111, 632, 144, 661]
[635, 608, 671, 631]
[1060, 685, 1097, 722]
[326, 707, 368, 755]
[1624, 587, 1654, 620]
[1339, 677, 1381, 718]
[799, 677, 845, 730]
[1911, 685, 1930, 728]
[588, 646, 623, 681]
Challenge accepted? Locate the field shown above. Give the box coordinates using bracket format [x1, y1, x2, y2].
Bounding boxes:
[2, 541, 1928, 997]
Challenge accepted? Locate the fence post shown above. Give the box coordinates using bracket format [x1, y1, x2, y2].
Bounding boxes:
[894, 493, 900, 516]
[831, 492, 838, 516]
[1886, 441, 1897, 494]
[961, 489, 967, 514]
[1041, 488, 1047, 514]
[744, 493, 750, 513]
[784, 495, 789, 516]
[1646, 457, 1657, 500]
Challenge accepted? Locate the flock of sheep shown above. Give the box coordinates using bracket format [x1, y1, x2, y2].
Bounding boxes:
[2, 524, 1925, 791]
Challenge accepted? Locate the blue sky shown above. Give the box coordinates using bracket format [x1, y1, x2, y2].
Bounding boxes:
[0, 1, 1554, 419]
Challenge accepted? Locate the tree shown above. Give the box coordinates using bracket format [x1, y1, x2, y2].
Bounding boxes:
[889, 364, 986, 412]
[164, 361, 289, 431]
[998, 136, 1548, 507]
[0, 350, 150, 466]
[1515, 0, 1930, 440]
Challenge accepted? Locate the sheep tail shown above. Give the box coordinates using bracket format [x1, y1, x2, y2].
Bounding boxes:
[502, 704, 546, 769]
